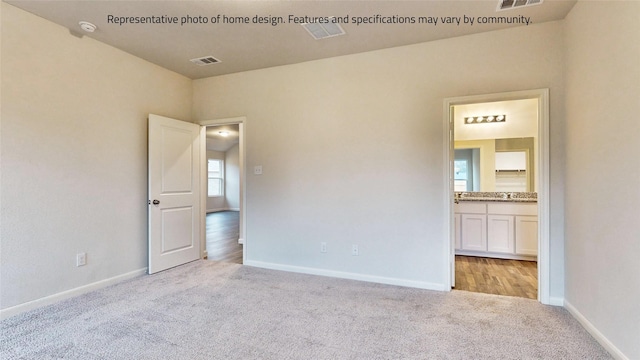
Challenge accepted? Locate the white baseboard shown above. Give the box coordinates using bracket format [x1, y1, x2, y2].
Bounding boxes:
[206, 208, 240, 213]
[564, 300, 628, 360]
[455, 250, 536, 262]
[0, 268, 147, 320]
[244, 260, 446, 291]
[206, 207, 228, 213]
[548, 296, 564, 306]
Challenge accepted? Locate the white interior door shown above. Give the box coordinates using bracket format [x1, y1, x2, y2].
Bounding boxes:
[148, 114, 202, 274]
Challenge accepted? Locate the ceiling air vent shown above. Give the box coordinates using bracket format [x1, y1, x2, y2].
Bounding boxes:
[190, 56, 221, 66]
[497, 0, 542, 11]
[302, 18, 345, 40]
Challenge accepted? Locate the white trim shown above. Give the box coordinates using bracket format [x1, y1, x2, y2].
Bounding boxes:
[455, 250, 536, 261]
[245, 260, 447, 291]
[199, 116, 246, 126]
[443, 89, 551, 304]
[565, 300, 629, 360]
[199, 126, 207, 259]
[443, 100, 454, 289]
[537, 89, 551, 304]
[0, 268, 147, 320]
[199, 117, 247, 265]
[206, 207, 240, 213]
[548, 297, 564, 307]
[238, 238, 244, 245]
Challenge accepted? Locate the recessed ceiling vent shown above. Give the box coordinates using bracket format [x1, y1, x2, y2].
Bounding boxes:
[302, 18, 346, 40]
[497, 0, 542, 11]
[190, 56, 221, 66]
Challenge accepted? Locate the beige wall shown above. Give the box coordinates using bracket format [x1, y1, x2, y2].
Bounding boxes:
[225, 144, 240, 210]
[193, 20, 566, 295]
[0, 3, 192, 309]
[564, 1, 640, 358]
[454, 99, 538, 141]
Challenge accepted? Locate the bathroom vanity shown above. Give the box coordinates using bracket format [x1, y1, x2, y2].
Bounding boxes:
[454, 192, 537, 261]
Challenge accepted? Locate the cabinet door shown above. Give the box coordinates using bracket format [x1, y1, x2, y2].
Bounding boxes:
[454, 214, 462, 250]
[487, 215, 515, 254]
[461, 214, 487, 251]
[515, 215, 538, 256]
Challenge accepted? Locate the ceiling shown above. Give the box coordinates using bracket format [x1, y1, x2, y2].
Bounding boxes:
[206, 124, 240, 152]
[4, 0, 576, 79]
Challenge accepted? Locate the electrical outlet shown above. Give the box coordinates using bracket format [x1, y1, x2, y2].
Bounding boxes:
[351, 245, 359, 256]
[254, 165, 263, 175]
[76, 252, 87, 267]
[320, 242, 327, 253]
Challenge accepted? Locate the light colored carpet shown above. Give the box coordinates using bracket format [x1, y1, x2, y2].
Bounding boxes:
[1, 260, 611, 359]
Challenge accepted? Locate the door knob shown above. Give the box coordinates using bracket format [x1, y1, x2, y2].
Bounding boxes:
[152, 199, 160, 205]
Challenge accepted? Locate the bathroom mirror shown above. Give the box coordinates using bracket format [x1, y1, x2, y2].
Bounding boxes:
[454, 137, 535, 192]
[452, 98, 538, 193]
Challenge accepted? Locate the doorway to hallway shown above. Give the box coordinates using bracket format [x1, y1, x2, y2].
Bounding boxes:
[199, 116, 247, 265]
[206, 211, 242, 264]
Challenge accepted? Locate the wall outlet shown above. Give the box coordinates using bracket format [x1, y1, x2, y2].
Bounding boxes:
[320, 242, 327, 253]
[254, 165, 263, 175]
[76, 252, 87, 267]
[351, 245, 359, 256]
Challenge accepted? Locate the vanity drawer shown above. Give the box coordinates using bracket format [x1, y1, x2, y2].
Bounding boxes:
[454, 203, 487, 214]
[487, 203, 537, 216]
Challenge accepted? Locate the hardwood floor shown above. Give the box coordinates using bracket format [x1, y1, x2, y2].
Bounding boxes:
[206, 211, 242, 264]
[454, 255, 537, 299]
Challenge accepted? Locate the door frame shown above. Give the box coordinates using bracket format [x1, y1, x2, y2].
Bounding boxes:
[199, 116, 247, 264]
[442, 89, 550, 304]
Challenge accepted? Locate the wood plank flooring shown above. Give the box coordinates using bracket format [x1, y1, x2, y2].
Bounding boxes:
[454, 255, 537, 299]
[205, 211, 242, 264]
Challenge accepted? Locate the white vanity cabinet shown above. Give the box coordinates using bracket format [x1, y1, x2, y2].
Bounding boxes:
[455, 201, 537, 260]
[454, 214, 462, 250]
[515, 216, 538, 256]
[461, 214, 487, 251]
[455, 203, 487, 252]
[487, 215, 514, 253]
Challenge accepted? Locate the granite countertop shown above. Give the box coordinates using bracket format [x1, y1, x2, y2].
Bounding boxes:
[455, 192, 537, 203]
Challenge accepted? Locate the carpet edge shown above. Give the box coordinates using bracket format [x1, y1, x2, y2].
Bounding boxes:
[244, 260, 447, 291]
[0, 267, 148, 320]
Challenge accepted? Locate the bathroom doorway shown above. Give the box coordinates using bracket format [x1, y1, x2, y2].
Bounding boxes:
[443, 89, 550, 303]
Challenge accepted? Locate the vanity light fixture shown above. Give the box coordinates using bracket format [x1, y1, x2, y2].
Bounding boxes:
[464, 115, 507, 124]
